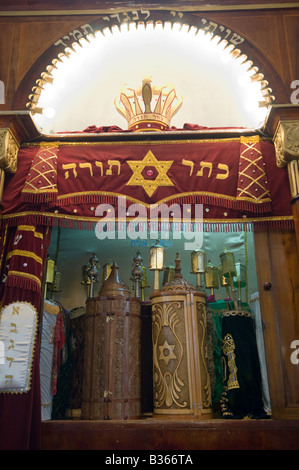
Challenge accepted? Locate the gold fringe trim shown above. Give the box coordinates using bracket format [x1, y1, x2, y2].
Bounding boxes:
[6, 249, 43, 264]
[7, 270, 42, 287]
[1, 210, 294, 231]
[56, 189, 272, 209]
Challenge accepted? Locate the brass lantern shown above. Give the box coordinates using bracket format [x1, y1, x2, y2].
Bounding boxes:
[190, 249, 206, 290]
[219, 250, 238, 309]
[204, 261, 219, 296]
[218, 264, 230, 299]
[219, 250, 236, 278]
[233, 260, 246, 304]
[149, 240, 164, 291]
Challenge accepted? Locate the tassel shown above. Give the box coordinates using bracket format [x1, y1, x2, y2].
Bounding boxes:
[6, 274, 41, 293]
[21, 190, 58, 204]
[56, 193, 119, 207]
[1, 211, 294, 233]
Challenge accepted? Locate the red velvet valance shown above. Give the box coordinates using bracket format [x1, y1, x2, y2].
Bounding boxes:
[1, 134, 293, 231]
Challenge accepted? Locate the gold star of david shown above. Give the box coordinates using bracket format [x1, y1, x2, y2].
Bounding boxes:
[126, 150, 174, 197]
[159, 340, 176, 365]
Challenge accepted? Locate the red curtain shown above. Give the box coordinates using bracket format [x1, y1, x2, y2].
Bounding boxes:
[0, 224, 52, 450]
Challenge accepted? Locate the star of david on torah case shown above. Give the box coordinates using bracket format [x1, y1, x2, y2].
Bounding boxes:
[150, 254, 213, 419]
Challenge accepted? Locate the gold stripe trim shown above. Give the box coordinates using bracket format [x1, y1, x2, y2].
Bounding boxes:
[7, 270, 41, 286]
[22, 189, 58, 193]
[7, 250, 43, 264]
[1, 210, 294, 225]
[22, 137, 249, 147]
[56, 190, 271, 207]
[38, 142, 60, 149]
[17, 225, 44, 238]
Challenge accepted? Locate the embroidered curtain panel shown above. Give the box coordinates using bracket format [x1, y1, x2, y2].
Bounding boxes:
[1, 135, 293, 231]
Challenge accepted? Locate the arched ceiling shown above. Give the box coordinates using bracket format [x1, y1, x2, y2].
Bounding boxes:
[26, 10, 275, 134]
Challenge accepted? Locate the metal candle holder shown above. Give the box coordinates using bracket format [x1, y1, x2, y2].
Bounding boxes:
[218, 264, 230, 299]
[130, 251, 144, 299]
[233, 260, 246, 306]
[149, 240, 164, 291]
[86, 253, 100, 298]
[219, 250, 238, 310]
[204, 261, 219, 296]
[190, 249, 206, 291]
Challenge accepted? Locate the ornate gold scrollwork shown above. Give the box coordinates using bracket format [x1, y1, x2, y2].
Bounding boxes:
[0, 128, 19, 173]
[273, 121, 299, 168]
[273, 120, 299, 199]
[222, 333, 240, 391]
[152, 301, 188, 410]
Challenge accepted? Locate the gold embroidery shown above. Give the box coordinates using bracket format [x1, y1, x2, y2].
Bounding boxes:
[23, 146, 58, 193]
[39, 142, 60, 149]
[238, 136, 270, 201]
[240, 135, 260, 144]
[222, 333, 240, 391]
[126, 149, 174, 197]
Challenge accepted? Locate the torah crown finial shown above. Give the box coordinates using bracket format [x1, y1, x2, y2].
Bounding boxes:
[115, 77, 183, 132]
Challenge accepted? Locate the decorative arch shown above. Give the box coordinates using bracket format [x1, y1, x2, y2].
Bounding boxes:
[12, 9, 288, 127]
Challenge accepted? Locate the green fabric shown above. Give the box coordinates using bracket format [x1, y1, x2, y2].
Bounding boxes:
[209, 300, 266, 418]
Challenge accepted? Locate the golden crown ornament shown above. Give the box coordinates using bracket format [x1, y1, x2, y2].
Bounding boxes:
[115, 77, 183, 132]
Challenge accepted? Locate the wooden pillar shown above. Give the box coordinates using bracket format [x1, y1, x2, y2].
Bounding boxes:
[257, 105, 299, 419]
[0, 127, 19, 204]
[254, 230, 299, 419]
[267, 106, 299, 247]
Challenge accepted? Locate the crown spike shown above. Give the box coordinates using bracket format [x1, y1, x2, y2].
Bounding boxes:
[142, 80, 152, 113]
[120, 92, 134, 120]
[131, 89, 143, 115]
[153, 90, 162, 114]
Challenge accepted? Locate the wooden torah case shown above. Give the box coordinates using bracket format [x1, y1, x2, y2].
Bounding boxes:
[81, 263, 141, 420]
[150, 254, 213, 420]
